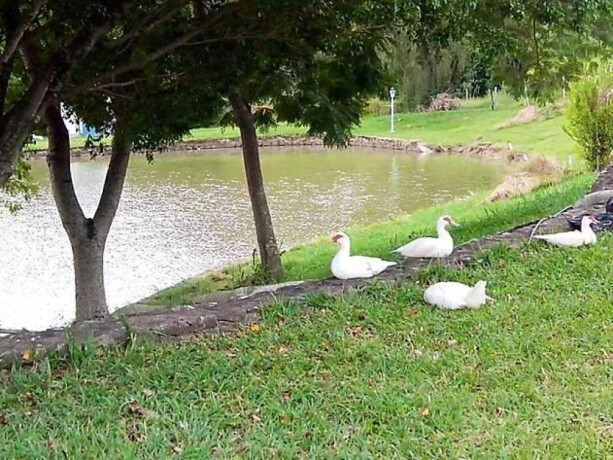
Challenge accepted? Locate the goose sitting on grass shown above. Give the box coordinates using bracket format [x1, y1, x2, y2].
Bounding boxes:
[567, 197, 613, 233]
[331, 232, 396, 280]
[392, 215, 459, 258]
[534, 215, 598, 247]
[424, 281, 494, 310]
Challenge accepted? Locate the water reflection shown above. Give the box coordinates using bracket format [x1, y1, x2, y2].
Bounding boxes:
[0, 148, 505, 330]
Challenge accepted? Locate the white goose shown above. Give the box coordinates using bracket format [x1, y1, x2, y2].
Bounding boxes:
[534, 215, 597, 247]
[331, 232, 396, 280]
[393, 215, 459, 258]
[424, 281, 493, 310]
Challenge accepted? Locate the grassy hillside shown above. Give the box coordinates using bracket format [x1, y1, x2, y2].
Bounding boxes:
[358, 97, 574, 161]
[1, 187, 610, 458]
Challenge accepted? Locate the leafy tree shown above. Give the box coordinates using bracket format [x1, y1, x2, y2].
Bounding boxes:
[200, 0, 394, 280]
[0, 0, 269, 189]
[35, 11, 227, 321]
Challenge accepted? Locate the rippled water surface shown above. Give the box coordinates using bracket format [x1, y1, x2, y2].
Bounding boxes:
[0, 148, 506, 330]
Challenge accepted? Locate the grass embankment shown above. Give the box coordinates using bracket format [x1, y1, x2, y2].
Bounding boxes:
[147, 174, 593, 307]
[1, 176, 611, 457]
[28, 96, 573, 160]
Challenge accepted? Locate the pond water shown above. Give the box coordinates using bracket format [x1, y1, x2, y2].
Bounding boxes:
[0, 148, 506, 330]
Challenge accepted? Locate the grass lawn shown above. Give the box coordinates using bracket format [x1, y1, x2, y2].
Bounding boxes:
[358, 97, 575, 161]
[1, 203, 610, 457]
[28, 96, 575, 161]
[146, 173, 594, 307]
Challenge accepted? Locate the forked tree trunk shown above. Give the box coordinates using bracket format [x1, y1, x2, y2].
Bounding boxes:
[45, 102, 132, 321]
[229, 93, 283, 281]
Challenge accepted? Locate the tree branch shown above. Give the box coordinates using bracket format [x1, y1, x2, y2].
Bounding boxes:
[110, 0, 192, 54]
[44, 101, 87, 240]
[94, 112, 132, 235]
[0, 0, 45, 65]
[63, 0, 260, 98]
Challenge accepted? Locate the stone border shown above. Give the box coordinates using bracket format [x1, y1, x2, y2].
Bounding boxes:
[2, 165, 609, 368]
[25, 135, 528, 163]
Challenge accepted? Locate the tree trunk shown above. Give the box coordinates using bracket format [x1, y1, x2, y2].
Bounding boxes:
[72, 237, 108, 321]
[0, 72, 54, 187]
[45, 102, 132, 321]
[229, 93, 283, 281]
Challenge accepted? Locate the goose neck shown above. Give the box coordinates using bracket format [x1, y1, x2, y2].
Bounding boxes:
[335, 241, 351, 258]
[581, 220, 595, 235]
[436, 223, 451, 239]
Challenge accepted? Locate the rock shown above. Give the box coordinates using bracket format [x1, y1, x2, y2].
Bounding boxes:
[113, 303, 194, 317]
[574, 190, 613, 208]
[192, 280, 306, 306]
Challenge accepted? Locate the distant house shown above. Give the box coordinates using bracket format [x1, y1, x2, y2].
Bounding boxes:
[61, 104, 99, 138]
[79, 122, 99, 137]
[62, 114, 81, 137]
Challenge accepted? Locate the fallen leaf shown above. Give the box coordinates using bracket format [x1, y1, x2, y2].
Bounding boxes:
[47, 439, 60, 451]
[349, 326, 364, 337]
[124, 401, 160, 420]
[171, 444, 183, 454]
[277, 346, 289, 355]
[126, 420, 147, 443]
[21, 349, 33, 361]
[408, 310, 420, 317]
[420, 407, 430, 417]
[236, 331, 246, 338]
[282, 391, 292, 402]
[249, 324, 262, 333]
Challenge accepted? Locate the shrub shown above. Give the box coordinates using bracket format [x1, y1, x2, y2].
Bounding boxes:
[565, 65, 613, 170]
[424, 92, 459, 112]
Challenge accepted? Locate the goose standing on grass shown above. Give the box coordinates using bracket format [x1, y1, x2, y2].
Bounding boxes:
[534, 215, 598, 247]
[424, 281, 494, 310]
[567, 197, 613, 232]
[392, 215, 459, 258]
[331, 232, 396, 280]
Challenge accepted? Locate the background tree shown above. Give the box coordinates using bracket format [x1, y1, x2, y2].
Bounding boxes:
[384, 0, 612, 108]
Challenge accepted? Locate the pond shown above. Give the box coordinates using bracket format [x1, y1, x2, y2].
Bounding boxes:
[0, 148, 507, 330]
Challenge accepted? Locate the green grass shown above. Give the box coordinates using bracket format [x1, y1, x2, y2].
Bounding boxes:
[147, 173, 594, 307]
[2, 228, 611, 457]
[28, 96, 574, 161]
[358, 97, 574, 161]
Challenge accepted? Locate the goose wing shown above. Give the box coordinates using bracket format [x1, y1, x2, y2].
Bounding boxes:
[534, 230, 586, 247]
